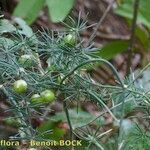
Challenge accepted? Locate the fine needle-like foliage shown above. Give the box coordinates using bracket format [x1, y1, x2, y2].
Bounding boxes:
[0, 17, 150, 150]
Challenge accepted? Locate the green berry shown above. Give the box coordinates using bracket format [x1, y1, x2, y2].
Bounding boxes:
[64, 34, 76, 46]
[13, 79, 27, 94]
[40, 90, 55, 103]
[31, 94, 42, 104]
[18, 54, 36, 68]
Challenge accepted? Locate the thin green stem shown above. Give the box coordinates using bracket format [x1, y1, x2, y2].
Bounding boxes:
[76, 73, 121, 89]
[88, 90, 118, 122]
[63, 101, 73, 138]
[126, 0, 140, 75]
[60, 58, 124, 88]
[79, 98, 133, 128]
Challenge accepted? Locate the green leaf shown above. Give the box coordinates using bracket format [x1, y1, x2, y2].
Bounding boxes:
[46, 0, 74, 23]
[115, 0, 150, 28]
[135, 27, 150, 50]
[0, 19, 16, 34]
[14, 18, 34, 37]
[51, 109, 95, 129]
[13, 0, 45, 25]
[97, 41, 128, 60]
[13, 18, 38, 44]
[37, 121, 65, 140]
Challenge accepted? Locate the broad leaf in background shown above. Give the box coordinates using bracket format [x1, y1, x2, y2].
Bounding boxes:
[51, 109, 96, 129]
[14, 18, 38, 44]
[14, 18, 35, 38]
[0, 19, 16, 33]
[97, 41, 128, 60]
[37, 121, 65, 140]
[0, 18, 37, 47]
[13, 0, 45, 25]
[46, 0, 74, 23]
[115, 0, 150, 28]
[0, 19, 16, 48]
[135, 27, 150, 50]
